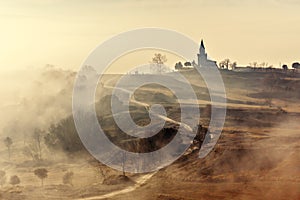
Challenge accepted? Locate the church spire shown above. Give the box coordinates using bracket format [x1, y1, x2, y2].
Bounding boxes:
[200, 39, 205, 49]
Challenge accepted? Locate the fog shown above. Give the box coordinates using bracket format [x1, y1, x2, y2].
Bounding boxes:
[0, 67, 75, 143]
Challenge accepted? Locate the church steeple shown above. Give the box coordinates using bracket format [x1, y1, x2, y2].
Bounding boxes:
[198, 39, 208, 67]
[199, 39, 206, 56]
[200, 40, 205, 49]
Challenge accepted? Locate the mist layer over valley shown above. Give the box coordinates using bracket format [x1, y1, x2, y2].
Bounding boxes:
[0, 67, 299, 200]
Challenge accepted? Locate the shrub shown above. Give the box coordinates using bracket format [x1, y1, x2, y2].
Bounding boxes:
[9, 175, 20, 186]
[62, 171, 74, 186]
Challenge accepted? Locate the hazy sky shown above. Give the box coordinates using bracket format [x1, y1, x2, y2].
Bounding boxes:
[0, 0, 299, 71]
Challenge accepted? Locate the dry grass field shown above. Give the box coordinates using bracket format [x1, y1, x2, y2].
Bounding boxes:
[0, 69, 299, 200]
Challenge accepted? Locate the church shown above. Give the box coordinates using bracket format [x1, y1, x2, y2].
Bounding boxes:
[197, 40, 218, 68]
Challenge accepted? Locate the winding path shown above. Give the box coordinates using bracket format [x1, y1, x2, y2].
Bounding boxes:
[77, 172, 156, 200]
[78, 84, 195, 199]
[104, 85, 194, 133]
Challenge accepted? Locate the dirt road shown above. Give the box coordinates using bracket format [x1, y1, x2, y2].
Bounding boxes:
[77, 172, 156, 200]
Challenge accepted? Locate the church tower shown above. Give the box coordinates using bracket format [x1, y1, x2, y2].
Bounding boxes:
[197, 39, 218, 68]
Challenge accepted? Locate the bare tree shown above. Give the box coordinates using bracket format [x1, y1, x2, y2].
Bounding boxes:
[3, 137, 13, 160]
[23, 144, 40, 161]
[151, 53, 167, 74]
[33, 129, 43, 160]
[253, 62, 258, 68]
[23, 128, 45, 161]
[260, 62, 267, 68]
[230, 62, 237, 70]
[34, 168, 48, 187]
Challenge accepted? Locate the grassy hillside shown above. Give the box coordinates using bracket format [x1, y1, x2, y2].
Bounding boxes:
[0, 69, 299, 200]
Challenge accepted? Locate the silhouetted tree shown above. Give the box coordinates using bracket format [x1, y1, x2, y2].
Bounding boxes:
[9, 175, 20, 186]
[34, 168, 48, 187]
[282, 64, 288, 70]
[22, 129, 45, 161]
[151, 53, 167, 74]
[292, 62, 300, 69]
[184, 61, 192, 66]
[3, 137, 13, 160]
[252, 62, 258, 68]
[174, 62, 183, 70]
[260, 62, 268, 68]
[231, 62, 237, 70]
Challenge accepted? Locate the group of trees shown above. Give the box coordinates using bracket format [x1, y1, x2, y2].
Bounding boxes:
[248, 62, 273, 68]
[2, 118, 83, 163]
[3, 129, 46, 162]
[151, 53, 195, 72]
[33, 169, 74, 187]
[218, 59, 300, 71]
[1, 138, 21, 188]
[174, 61, 195, 70]
[2, 124, 76, 189]
[0, 169, 74, 188]
[219, 59, 237, 70]
[282, 62, 300, 70]
[44, 117, 83, 153]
